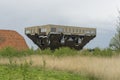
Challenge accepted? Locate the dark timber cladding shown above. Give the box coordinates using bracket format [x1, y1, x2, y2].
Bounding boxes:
[25, 24, 96, 50]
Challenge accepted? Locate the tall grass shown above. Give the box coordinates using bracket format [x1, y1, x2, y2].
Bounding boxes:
[0, 47, 120, 80]
[1, 55, 120, 80]
[0, 57, 95, 80]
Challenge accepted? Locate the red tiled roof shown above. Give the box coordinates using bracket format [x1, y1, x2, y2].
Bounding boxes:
[0, 30, 28, 50]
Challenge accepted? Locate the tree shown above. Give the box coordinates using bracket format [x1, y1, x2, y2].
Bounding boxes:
[109, 10, 120, 50]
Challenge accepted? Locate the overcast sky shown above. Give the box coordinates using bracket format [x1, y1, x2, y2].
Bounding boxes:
[0, 0, 120, 49]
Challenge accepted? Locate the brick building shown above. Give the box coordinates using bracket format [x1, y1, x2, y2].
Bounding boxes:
[0, 30, 28, 50]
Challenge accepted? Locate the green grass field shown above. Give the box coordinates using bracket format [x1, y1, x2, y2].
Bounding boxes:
[0, 64, 96, 80]
[0, 47, 120, 80]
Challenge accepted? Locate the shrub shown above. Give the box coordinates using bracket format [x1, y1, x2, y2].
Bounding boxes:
[92, 48, 113, 57]
[0, 47, 35, 57]
[0, 46, 119, 57]
[53, 47, 78, 56]
[0, 47, 20, 57]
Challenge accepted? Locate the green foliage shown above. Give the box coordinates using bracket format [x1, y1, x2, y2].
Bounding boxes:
[0, 47, 119, 80]
[40, 48, 52, 55]
[0, 47, 35, 57]
[53, 47, 78, 56]
[34, 47, 78, 57]
[0, 46, 120, 57]
[80, 48, 115, 57]
[109, 10, 120, 50]
[0, 64, 94, 80]
[0, 47, 21, 57]
[92, 48, 113, 57]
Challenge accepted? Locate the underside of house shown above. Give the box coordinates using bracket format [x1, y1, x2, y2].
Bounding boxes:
[25, 24, 96, 50]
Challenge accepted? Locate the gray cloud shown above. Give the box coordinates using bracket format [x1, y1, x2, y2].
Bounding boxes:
[0, 0, 120, 48]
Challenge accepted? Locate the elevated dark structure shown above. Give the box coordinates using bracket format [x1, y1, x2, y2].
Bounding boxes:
[25, 24, 96, 50]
